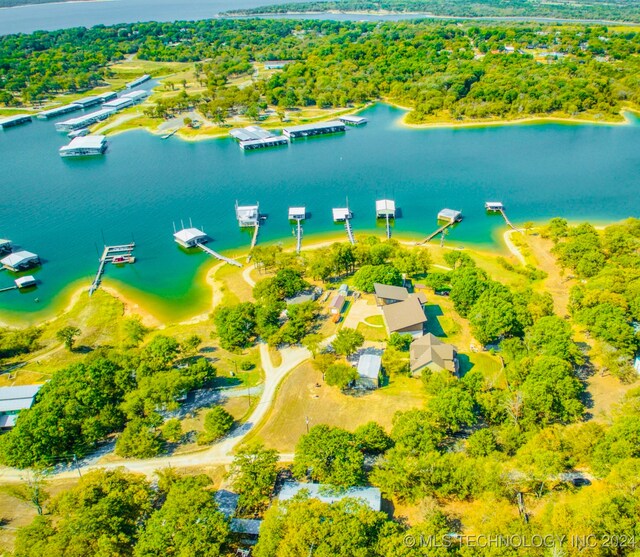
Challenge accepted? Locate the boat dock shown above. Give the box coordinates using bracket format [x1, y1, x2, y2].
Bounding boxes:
[376, 199, 396, 239]
[283, 120, 346, 140]
[345, 218, 355, 245]
[196, 242, 242, 267]
[89, 243, 135, 295]
[418, 209, 463, 245]
[0, 114, 32, 130]
[485, 202, 519, 230]
[332, 205, 355, 244]
[289, 207, 306, 253]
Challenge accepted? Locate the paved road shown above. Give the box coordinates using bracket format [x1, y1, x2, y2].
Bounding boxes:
[0, 343, 309, 482]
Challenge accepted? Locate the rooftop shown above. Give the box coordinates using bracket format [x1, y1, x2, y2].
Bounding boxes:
[357, 354, 382, 380]
[376, 199, 396, 213]
[103, 97, 134, 109]
[438, 209, 462, 221]
[278, 481, 382, 511]
[0, 114, 31, 125]
[410, 333, 457, 373]
[382, 295, 427, 332]
[1, 250, 38, 267]
[121, 90, 148, 100]
[230, 125, 274, 142]
[174, 227, 207, 243]
[332, 208, 351, 221]
[288, 206, 306, 219]
[339, 115, 368, 124]
[330, 294, 345, 309]
[61, 135, 106, 150]
[283, 120, 345, 133]
[0, 384, 42, 413]
[374, 283, 408, 302]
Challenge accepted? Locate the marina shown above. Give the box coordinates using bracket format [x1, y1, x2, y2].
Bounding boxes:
[37, 103, 82, 120]
[55, 108, 116, 132]
[0, 114, 32, 129]
[230, 125, 288, 150]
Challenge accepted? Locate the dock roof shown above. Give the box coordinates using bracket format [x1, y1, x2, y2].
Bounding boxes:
[15, 276, 36, 288]
[62, 135, 106, 150]
[283, 120, 344, 133]
[174, 228, 207, 243]
[0, 114, 31, 126]
[1, 250, 38, 268]
[278, 481, 382, 511]
[339, 115, 368, 125]
[288, 206, 306, 219]
[332, 208, 351, 221]
[376, 199, 395, 214]
[374, 283, 408, 301]
[357, 354, 382, 380]
[121, 90, 148, 101]
[438, 208, 462, 221]
[103, 97, 134, 109]
[382, 295, 427, 333]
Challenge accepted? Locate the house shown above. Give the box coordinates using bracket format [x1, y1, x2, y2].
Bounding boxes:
[278, 481, 382, 511]
[0, 384, 42, 429]
[381, 294, 427, 337]
[410, 333, 459, 376]
[356, 354, 381, 389]
[374, 283, 408, 306]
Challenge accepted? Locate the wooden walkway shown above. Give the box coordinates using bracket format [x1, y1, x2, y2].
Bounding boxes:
[90, 243, 135, 296]
[385, 214, 392, 239]
[417, 221, 455, 245]
[498, 208, 519, 231]
[0, 285, 17, 293]
[196, 242, 242, 267]
[295, 219, 303, 254]
[345, 218, 355, 245]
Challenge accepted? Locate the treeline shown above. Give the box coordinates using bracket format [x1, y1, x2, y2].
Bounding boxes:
[543, 217, 640, 380]
[0, 331, 224, 468]
[227, 0, 640, 22]
[1, 19, 640, 125]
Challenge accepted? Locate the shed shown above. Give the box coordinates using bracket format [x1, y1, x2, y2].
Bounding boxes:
[329, 294, 345, 315]
[278, 481, 382, 512]
[174, 228, 209, 248]
[357, 354, 382, 389]
[1, 250, 40, 272]
[437, 209, 463, 222]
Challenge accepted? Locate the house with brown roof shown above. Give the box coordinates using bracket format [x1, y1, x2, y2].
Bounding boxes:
[381, 294, 427, 337]
[374, 283, 409, 306]
[410, 333, 459, 376]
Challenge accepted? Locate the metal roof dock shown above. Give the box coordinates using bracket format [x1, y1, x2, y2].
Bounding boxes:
[283, 120, 346, 139]
[126, 74, 151, 89]
[37, 103, 82, 120]
[1, 250, 40, 272]
[437, 208, 463, 223]
[236, 203, 260, 227]
[173, 227, 209, 248]
[485, 201, 504, 211]
[59, 135, 107, 157]
[288, 207, 306, 220]
[15, 276, 37, 289]
[332, 207, 352, 222]
[376, 199, 396, 218]
[55, 107, 116, 132]
[230, 125, 288, 150]
[339, 115, 368, 126]
[0, 114, 32, 129]
[73, 95, 102, 109]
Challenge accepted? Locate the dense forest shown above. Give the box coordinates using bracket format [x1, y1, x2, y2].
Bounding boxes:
[1, 19, 639, 124]
[228, 0, 640, 22]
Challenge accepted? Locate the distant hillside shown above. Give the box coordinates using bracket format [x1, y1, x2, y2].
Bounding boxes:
[0, 0, 92, 7]
[226, 0, 640, 23]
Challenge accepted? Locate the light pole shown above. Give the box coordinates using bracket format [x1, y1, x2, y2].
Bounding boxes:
[305, 415, 310, 434]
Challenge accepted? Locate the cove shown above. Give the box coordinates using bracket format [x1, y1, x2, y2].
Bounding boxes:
[0, 103, 638, 323]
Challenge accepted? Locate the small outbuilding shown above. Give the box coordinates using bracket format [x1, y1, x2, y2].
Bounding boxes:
[329, 294, 345, 315]
[410, 333, 459, 376]
[1, 250, 40, 272]
[356, 354, 382, 389]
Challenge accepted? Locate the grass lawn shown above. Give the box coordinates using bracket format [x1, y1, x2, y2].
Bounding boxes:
[356, 321, 388, 342]
[215, 264, 254, 306]
[245, 362, 428, 452]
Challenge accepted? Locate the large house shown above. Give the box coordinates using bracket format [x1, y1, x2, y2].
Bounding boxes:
[410, 333, 459, 376]
[381, 294, 427, 337]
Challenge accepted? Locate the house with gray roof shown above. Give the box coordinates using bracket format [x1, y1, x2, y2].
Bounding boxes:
[381, 294, 427, 337]
[0, 384, 42, 429]
[356, 353, 381, 389]
[373, 283, 409, 306]
[410, 333, 458, 376]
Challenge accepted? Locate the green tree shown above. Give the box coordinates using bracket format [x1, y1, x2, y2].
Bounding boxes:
[332, 328, 364, 358]
[115, 416, 164, 458]
[466, 428, 497, 457]
[228, 442, 279, 517]
[354, 422, 393, 455]
[325, 362, 358, 390]
[198, 407, 234, 445]
[293, 425, 364, 487]
[388, 332, 412, 351]
[382, 346, 410, 375]
[56, 326, 81, 351]
[122, 316, 149, 348]
[182, 334, 202, 354]
[427, 384, 476, 433]
[134, 475, 230, 557]
[161, 418, 183, 443]
[352, 264, 402, 293]
[302, 333, 323, 357]
[213, 303, 256, 351]
[449, 266, 488, 317]
[468, 282, 520, 345]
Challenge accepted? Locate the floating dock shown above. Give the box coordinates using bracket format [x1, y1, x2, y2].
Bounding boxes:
[289, 207, 306, 254]
[55, 108, 116, 132]
[89, 243, 135, 296]
[339, 115, 368, 126]
[2, 276, 38, 292]
[173, 226, 241, 267]
[59, 135, 107, 157]
[418, 209, 463, 245]
[0, 114, 32, 130]
[333, 206, 355, 245]
[376, 199, 396, 239]
[126, 74, 151, 89]
[283, 120, 346, 139]
[485, 201, 519, 230]
[230, 125, 288, 150]
[1, 251, 39, 272]
[38, 103, 82, 120]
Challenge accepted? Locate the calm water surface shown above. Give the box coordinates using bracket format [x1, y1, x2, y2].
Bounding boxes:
[1, 104, 639, 322]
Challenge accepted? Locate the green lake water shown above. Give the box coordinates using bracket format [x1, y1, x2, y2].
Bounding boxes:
[1, 103, 639, 323]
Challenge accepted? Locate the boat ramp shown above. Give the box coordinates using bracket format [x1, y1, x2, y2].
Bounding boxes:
[89, 243, 135, 296]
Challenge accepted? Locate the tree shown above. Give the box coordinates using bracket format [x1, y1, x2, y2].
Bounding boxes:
[161, 418, 183, 443]
[525, 315, 582, 364]
[122, 316, 148, 348]
[354, 422, 393, 455]
[253, 268, 309, 302]
[198, 407, 234, 445]
[14, 469, 152, 557]
[140, 335, 180, 370]
[449, 267, 489, 317]
[390, 410, 444, 454]
[56, 326, 80, 351]
[468, 282, 520, 345]
[332, 328, 364, 358]
[352, 264, 402, 293]
[134, 475, 230, 557]
[427, 384, 476, 433]
[115, 416, 164, 458]
[182, 334, 202, 354]
[388, 332, 412, 351]
[381, 346, 410, 375]
[228, 442, 279, 517]
[302, 333, 323, 357]
[3, 470, 50, 516]
[213, 303, 256, 351]
[293, 425, 364, 487]
[466, 428, 497, 457]
[325, 362, 358, 390]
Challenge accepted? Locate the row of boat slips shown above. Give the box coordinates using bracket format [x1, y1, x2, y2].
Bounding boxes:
[0, 114, 32, 129]
[54, 90, 149, 132]
[230, 116, 366, 150]
[59, 135, 108, 157]
[37, 91, 117, 120]
[126, 74, 151, 89]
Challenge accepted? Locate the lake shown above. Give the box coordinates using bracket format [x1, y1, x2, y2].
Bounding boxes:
[1, 103, 639, 323]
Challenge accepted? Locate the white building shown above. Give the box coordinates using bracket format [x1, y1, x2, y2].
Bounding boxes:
[59, 135, 108, 157]
[174, 228, 209, 248]
[357, 354, 382, 389]
[0, 385, 42, 429]
[1, 250, 40, 272]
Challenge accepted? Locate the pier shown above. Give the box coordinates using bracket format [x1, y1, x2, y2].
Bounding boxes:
[376, 199, 396, 240]
[418, 209, 463, 245]
[345, 218, 355, 245]
[196, 242, 242, 267]
[289, 207, 306, 254]
[332, 205, 355, 245]
[89, 243, 135, 296]
[485, 202, 519, 231]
